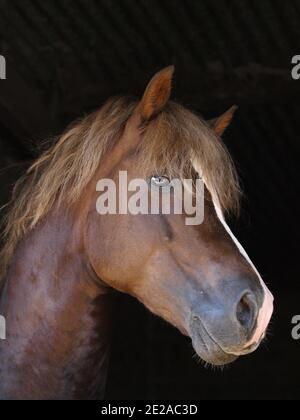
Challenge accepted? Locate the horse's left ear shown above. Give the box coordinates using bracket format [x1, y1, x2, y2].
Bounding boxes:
[140, 66, 174, 121]
[209, 105, 238, 136]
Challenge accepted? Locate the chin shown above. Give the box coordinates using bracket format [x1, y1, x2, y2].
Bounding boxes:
[191, 326, 238, 367]
[192, 338, 238, 366]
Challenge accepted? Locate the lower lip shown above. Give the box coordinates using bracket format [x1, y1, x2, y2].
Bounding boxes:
[227, 341, 260, 356]
[190, 318, 260, 361]
[191, 327, 238, 365]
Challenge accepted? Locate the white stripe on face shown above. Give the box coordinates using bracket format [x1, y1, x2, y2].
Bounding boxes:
[191, 159, 274, 352]
[213, 200, 274, 351]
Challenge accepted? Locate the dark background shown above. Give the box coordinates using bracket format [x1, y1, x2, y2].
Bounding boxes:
[0, 0, 299, 400]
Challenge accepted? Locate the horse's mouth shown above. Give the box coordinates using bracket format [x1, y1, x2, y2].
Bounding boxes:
[190, 320, 238, 366]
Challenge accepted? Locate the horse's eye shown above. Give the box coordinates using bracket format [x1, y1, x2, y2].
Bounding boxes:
[150, 176, 170, 188]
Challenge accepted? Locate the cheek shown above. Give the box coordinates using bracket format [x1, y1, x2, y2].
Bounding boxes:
[86, 213, 157, 292]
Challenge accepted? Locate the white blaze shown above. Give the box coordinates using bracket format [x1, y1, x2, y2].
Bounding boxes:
[213, 201, 274, 349]
[192, 159, 274, 352]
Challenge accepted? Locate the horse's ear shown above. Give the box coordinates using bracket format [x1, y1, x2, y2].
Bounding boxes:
[140, 66, 174, 121]
[209, 105, 238, 136]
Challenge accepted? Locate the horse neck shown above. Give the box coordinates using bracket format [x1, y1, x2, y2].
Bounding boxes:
[0, 209, 113, 400]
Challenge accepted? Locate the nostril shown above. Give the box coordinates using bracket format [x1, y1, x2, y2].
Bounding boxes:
[236, 292, 258, 334]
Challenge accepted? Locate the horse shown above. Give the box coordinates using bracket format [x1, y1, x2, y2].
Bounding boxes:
[0, 66, 274, 400]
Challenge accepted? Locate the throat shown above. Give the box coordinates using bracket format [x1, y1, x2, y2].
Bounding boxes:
[0, 213, 113, 400]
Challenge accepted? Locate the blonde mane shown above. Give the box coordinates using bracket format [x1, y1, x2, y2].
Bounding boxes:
[0, 97, 240, 280]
